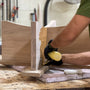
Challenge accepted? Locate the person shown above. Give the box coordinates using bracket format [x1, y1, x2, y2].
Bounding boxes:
[44, 0, 90, 66]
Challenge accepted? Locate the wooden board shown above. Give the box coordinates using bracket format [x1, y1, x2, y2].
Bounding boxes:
[22, 66, 49, 77]
[1, 21, 31, 66]
[30, 22, 37, 70]
[1, 21, 47, 66]
[31, 22, 41, 70]
[40, 27, 47, 65]
[38, 65, 90, 83]
[1, 21, 90, 66]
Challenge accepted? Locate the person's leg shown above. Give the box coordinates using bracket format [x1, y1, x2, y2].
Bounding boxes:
[62, 52, 90, 65]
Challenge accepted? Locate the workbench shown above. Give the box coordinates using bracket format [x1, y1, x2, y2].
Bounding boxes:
[0, 55, 90, 90]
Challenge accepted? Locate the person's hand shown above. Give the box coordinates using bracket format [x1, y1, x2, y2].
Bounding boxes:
[44, 40, 58, 60]
[44, 40, 63, 66]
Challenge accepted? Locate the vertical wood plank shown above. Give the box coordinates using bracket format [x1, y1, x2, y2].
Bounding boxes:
[31, 22, 41, 70]
[31, 22, 36, 70]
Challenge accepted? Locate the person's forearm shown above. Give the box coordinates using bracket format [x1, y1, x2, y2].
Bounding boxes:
[51, 15, 90, 48]
[62, 52, 90, 65]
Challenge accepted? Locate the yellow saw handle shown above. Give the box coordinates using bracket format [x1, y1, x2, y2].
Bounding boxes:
[48, 51, 62, 61]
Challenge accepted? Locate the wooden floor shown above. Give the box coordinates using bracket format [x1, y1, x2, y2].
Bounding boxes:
[0, 56, 90, 90]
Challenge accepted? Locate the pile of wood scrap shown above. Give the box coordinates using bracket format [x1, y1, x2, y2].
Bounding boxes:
[38, 65, 90, 83]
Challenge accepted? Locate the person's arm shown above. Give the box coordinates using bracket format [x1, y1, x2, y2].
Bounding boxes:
[51, 15, 90, 48]
[44, 14, 90, 66]
[62, 52, 90, 65]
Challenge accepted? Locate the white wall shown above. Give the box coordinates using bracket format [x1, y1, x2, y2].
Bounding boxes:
[48, 0, 79, 26]
[15, 0, 79, 26]
[15, 0, 46, 26]
[0, 0, 80, 41]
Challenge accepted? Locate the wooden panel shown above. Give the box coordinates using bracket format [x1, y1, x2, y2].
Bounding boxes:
[1, 21, 31, 66]
[1, 21, 90, 66]
[47, 27, 90, 54]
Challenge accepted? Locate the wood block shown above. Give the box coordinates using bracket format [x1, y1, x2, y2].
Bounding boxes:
[21, 66, 49, 77]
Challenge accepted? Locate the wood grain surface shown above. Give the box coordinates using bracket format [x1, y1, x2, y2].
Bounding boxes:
[1, 21, 90, 67]
[31, 22, 42, 70]
[39, 27, 47, 65]
[1, 21, 31, 66]
[30, 22, 37, 70]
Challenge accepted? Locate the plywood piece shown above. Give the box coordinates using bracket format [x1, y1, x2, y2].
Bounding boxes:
[47, 27, 90, 53]
[1, 21, 31, 66]
[38, 66, 90, 83]
[40, 27, 47, 64]
[1, 21, 90, 67]
[39, 20, 56, 65]
[22, 66, 49, 77]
